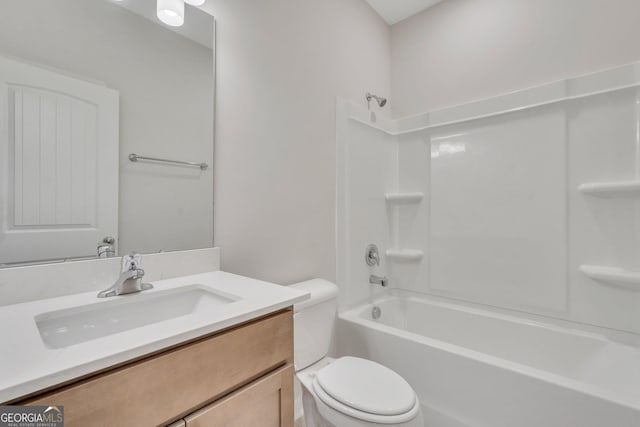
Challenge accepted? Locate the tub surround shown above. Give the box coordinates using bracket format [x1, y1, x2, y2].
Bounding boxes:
[0, 249, 309, 403]
[337, 61, 640, 335]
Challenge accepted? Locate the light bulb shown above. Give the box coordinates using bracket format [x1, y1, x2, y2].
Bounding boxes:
[185, 0, 205, 5]
[157, 0, 185, 27]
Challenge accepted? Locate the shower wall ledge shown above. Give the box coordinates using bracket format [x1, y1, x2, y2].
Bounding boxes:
[385, 249, 424, 262]
[347, 61, 640, 135]
[578, 181, 640, 198]
[579, 265, 640, 291]
[384, 192, 424, 204]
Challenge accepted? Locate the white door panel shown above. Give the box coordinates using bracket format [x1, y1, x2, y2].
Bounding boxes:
[0, 56, 118, 264]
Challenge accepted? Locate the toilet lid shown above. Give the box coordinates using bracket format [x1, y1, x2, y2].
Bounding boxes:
[315, 357, 416, 416]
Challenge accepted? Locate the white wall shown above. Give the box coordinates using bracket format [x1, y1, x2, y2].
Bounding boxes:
[391, 0, 640, 117]
[202, 0, 391, 284]
[0, 0, 214, 256]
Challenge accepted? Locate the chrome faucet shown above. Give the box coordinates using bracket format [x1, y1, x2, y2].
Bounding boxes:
[97, 253, 153, 298]
[369, 274, 388, 287]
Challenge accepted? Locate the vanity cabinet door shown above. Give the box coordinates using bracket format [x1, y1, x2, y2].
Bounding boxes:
[185, 365, 294, 427]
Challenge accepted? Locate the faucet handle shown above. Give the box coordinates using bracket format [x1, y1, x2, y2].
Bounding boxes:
[365, 244, 380, 267]
[121, 252, 142, 272]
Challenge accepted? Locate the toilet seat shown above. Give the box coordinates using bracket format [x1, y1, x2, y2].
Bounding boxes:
[311, 357, 420, 424]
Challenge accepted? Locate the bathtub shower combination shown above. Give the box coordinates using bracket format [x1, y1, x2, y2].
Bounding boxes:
[336, 63, 640, 427]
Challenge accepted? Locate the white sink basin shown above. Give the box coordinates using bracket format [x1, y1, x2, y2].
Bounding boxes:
[35, 285, 238, 349]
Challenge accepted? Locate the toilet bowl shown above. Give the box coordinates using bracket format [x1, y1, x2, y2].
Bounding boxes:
[297, 357, 424, 427]
[291, 280, 424, 427]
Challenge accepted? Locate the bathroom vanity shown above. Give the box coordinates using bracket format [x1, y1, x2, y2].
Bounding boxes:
[19, 310, 293, 426]
[0, 270, 308, 427]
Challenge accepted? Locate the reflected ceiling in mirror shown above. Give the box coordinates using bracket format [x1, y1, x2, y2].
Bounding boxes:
[0, 0, 214, 267]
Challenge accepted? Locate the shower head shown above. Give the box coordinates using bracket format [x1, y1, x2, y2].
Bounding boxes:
[366, 92, 387, 109]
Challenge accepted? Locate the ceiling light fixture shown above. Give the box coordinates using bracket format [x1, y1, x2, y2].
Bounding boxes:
[157, 0, 185, 27]
[185, 0, 206, 6]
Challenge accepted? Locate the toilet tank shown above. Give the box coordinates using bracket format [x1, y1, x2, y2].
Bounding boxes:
[290, 279, 339, 371]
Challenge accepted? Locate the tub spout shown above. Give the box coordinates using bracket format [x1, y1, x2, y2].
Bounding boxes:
[370, 274, 388, 287]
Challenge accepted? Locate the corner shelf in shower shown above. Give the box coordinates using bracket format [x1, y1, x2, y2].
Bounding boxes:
[579, 265, 640, 291]
[578, 181, 640, 198]
[385, 249, 424, 262]
[384, 192, 424, 204]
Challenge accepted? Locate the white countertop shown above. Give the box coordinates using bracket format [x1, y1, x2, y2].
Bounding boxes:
[0, 271, 309, 402]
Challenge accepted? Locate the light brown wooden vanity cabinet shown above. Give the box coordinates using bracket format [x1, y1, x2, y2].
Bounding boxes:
[17, 309, 294, 427]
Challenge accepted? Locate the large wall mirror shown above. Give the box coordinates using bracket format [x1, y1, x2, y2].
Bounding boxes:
[0, 0, 215, 267]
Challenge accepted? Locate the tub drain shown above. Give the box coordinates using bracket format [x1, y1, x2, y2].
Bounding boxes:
[371, 306, 382, 320]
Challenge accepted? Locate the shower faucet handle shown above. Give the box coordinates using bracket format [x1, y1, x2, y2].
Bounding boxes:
[365, 244, 380, 267]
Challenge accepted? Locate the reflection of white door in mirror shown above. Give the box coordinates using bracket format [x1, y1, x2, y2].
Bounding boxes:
[0, 55, 119, 266]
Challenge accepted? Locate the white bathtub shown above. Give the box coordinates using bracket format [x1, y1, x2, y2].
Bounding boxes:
[337, 293, 640, 427]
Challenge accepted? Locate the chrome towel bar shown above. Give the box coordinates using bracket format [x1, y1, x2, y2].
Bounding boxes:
[128, 153, 208, 170]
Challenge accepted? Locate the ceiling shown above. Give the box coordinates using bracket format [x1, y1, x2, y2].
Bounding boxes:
[365, 0, 443, 25]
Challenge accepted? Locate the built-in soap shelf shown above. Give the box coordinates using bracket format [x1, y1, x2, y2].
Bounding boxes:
[579, 265, 640, 291]
[578, 181, 640, 198]
[578, 181, 640, 291]
[386, 249, 424, 262]
[385, 192, 424, 204]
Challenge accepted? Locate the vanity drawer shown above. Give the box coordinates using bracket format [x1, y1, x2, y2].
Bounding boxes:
[184, 364, 293, 427]
[23, 309, 293, 426]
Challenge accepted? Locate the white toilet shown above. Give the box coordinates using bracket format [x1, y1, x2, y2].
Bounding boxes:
[291, 279, 424, 427]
